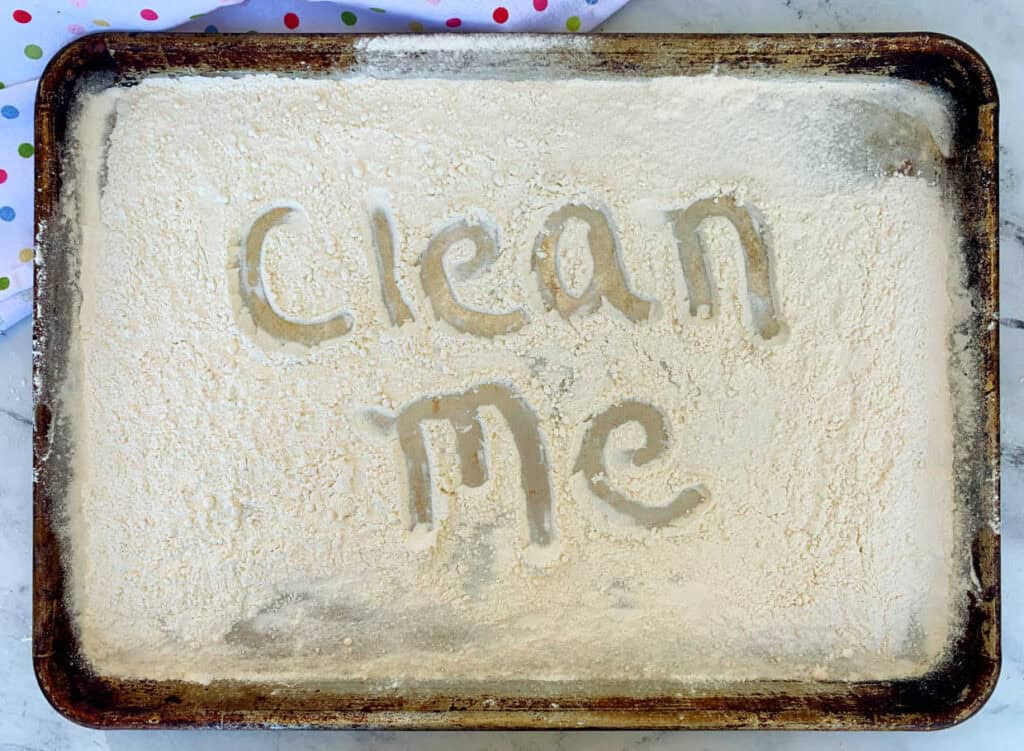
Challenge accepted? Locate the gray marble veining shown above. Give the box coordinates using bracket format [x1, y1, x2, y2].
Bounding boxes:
[0, 0, 1020, 747]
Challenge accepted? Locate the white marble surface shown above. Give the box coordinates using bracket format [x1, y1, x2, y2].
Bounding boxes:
[1, 0, 1021, 747]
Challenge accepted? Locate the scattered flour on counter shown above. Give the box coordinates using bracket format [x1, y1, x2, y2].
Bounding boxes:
[62, 72, 964, 685]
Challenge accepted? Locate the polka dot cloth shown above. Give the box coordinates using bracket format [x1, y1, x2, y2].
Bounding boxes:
[0, 0, 628, 331]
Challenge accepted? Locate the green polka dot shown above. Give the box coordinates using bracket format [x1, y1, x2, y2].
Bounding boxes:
[189, 14, 204, 20]
[341, 11, 357, 26]
[0, 278, 9, 292]
[18, 142, 34, 158]
[24, 44, 43, 60]
[0, 82, 5, 90]
[566, 16, 581, 31]
[370, 7, 386, 12]
[409, 20, 424, 32]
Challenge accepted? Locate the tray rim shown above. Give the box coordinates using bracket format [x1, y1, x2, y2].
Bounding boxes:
[32, 31, 1000, 731]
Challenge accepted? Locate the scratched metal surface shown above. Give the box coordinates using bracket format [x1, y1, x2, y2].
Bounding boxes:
[31, 32, 999, 730]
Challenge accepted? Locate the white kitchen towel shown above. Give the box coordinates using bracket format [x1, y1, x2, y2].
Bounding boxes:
[0, 0, 630, 331]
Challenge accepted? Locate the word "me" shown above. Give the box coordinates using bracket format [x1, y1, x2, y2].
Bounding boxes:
[380, 381, 709, 548]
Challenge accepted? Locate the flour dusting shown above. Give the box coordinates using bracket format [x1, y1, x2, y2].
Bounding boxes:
[62, 72, 964, 685]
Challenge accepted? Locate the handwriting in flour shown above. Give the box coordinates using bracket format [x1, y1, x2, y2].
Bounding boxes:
[576, 400, 709, 528]
[666, 196, 781, 340]
[533, 204, 654, 323]
[234, 194, 779, 543]
[236, 195, 783, 345]
[240, 206, 354, 346]
[393, 383, 554, 546]
[371, 383, 707, 545]
[421, 218, 529, 336]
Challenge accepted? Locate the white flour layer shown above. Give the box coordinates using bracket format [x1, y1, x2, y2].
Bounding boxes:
[64, 73, 962, 684]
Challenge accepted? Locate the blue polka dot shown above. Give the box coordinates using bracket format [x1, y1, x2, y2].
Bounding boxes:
[205, 24, 218, 33]
[585, 0, 599, 4]
[0, 206, 16, 222]
[0, 105, 18, 119]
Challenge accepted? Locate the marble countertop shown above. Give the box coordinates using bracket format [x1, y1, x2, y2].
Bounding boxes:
[1, 0, 1020, 748]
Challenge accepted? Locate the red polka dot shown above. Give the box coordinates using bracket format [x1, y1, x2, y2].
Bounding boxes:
[140, 9, 158, 21]
[533, 0, 548, 11]
[284, 12, 300, 29]
[12, 9, 32, 23]
[445, 17, 461, 28]
[0, 169, 7, 185]
[493, 7, 509, 23]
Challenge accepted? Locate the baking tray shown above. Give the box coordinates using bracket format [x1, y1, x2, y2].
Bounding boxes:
[33, 32, 999, 730]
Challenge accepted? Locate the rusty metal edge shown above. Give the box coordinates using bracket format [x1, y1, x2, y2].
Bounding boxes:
[32, 32, 1000, 731]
